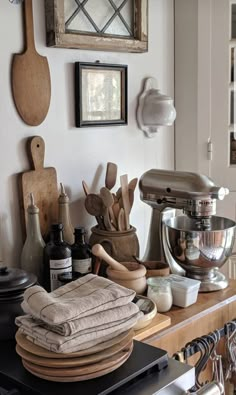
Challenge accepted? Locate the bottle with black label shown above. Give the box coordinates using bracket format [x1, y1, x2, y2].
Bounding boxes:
[71, 227, 92, 276]
[43, 223, 72, 291]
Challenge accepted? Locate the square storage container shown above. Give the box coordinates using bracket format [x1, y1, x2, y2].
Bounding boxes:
[168, 274, 201, 308]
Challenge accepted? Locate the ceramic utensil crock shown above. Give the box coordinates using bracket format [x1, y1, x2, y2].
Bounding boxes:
[0, 266, 37, 340]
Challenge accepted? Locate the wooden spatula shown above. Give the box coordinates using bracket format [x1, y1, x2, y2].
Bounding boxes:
[105, 162, 117, 191]
[12, 0, 51, 126]
[120, 174, 130, 230]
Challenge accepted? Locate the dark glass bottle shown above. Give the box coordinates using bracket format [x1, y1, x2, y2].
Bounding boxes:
[71, 227, 92, 276]
[43, 223, 72, 291]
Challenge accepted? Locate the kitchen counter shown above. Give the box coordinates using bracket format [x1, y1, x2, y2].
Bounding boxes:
[1, 280, 235, 393]
[134, 279, 236, 356]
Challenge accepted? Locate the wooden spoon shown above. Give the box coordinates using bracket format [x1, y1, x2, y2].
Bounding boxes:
[105, 162, 117, 191]
[100, 187, 117, 230]
[112, 201, 120, 222]
[12, 0, 51, 126]
[84, 194, 105, 229]
[100, 187, 114, 208]
[128, 188, 134, 213]
[91, 244, 129, 272]
[116, 178, 138, 199]
[128, 178, 138, 191]
[117, 208, 126, 231]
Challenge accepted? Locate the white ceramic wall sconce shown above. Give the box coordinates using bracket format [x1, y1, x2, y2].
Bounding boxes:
[137, 77, 176, 138]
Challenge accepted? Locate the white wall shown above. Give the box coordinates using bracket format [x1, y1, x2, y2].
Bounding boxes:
[0, 0, 174, 267]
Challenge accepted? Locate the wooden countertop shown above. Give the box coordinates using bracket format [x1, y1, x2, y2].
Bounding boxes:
[134, 279, 236, 344]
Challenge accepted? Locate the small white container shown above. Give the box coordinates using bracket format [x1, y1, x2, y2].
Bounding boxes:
[146, 278, 173, 312]
[168, 274, 201, 308]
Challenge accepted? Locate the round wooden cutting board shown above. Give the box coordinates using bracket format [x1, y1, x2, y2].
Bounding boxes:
[16, 337, 133, 368]
[15, 330, 133, 359]
[22, 344, 133, 382]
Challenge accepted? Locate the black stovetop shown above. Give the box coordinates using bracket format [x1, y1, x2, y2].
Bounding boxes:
[0, 339, 168, 395]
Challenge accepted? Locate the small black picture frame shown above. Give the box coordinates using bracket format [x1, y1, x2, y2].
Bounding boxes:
[75, 62, 128, 127]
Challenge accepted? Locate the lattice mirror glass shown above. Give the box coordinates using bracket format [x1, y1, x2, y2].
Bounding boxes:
[45, 0, 148, 52]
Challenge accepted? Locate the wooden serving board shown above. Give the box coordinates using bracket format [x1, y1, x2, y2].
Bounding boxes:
[15, 338, 133, 368]
[12, 0, 51, 126]
[18, 136, 58, 240]
[133, 313, 171, 341]
[22, 345, 133, 382]
[21, 343, 133, 377]
[15, 330, 133, 359]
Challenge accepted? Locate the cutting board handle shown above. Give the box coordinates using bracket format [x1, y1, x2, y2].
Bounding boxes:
[28, 136, 45, 170]
[24, 0, 36, 52]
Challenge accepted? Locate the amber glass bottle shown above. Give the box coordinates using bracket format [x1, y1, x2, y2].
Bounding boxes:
[43, 223, 72, 291]
[71, 227, 92, 276]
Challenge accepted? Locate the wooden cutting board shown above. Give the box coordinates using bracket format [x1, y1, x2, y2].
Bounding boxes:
[22, 345, 133, 382]
[133, 313, 171, 341]
[15, 337, 133, 368]
[12, 0, 51, 126]
[21, 343, 133, 377]
[15, 329, 133, 359]
[18, 136, 58, 240]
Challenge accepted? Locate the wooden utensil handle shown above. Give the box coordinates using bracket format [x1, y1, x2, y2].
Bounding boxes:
[28, 136, 45, 170]
[120, 174, 130, 230]
[24, 0, 36, 51]
[91, 244, 128, 272]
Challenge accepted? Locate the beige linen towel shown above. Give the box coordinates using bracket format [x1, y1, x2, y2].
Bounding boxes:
[17, 302, 139, 337]
[16, 311, 141, 353]
[22, 274, 136, 325]
[23, 328, 131, 354]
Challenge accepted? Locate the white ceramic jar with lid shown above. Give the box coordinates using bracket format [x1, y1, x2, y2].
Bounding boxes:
[147, 278, 173, 312]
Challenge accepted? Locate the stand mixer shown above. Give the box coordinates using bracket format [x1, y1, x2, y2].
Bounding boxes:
[139, 169, 236, 292]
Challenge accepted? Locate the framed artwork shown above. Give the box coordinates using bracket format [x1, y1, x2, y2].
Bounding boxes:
[45, 0, 148, 53]
[75, 62, 128, 127]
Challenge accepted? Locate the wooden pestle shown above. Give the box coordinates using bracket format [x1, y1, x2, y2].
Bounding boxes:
[91, 244, 129, 272]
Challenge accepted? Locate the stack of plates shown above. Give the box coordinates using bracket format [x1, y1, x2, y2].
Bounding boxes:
[15, 330, 133, 382]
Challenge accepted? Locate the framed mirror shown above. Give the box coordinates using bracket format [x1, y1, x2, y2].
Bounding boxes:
[45, 0, 148, 52]
[75, 62, 128, 127]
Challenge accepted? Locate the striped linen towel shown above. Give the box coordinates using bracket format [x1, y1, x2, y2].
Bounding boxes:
[16, 311, 141, 353]
[22, 274, 136, 325]
[17, 302, 139, 337]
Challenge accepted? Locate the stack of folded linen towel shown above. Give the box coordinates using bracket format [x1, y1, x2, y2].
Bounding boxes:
[15, 274, 142, 354]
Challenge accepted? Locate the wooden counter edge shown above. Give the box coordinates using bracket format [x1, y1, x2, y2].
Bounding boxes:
[134, 280, 236, 343]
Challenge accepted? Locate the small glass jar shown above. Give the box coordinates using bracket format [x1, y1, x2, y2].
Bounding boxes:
[147, 278, 173, 313]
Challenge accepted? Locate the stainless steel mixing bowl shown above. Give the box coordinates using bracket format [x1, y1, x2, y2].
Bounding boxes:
[163, 215, 236, 276]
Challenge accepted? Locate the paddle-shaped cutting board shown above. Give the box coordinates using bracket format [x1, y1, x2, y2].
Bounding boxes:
[19, 136, 58, 240]
[12, 0, 51, 126]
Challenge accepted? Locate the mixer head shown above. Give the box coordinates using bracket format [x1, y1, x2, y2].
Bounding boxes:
[139, 169, 229, 221]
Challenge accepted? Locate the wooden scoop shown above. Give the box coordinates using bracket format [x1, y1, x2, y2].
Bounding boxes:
[105, 162, 117, 191]
[12, 0, 51, 126]
[91, 244, 129, 272]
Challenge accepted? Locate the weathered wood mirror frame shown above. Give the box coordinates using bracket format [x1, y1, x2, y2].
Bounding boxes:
[44, 0, 148, 52]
